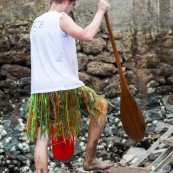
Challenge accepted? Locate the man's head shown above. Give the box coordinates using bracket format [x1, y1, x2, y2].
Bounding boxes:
[50, 0, 76, 5]
[49, 0, 76, 14]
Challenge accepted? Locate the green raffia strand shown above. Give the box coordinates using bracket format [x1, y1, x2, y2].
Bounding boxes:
[26, 86, 114, 141]
[40, 94, 44, 138]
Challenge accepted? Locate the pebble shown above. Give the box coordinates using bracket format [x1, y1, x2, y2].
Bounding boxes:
[1, 130, 7, 136]
[97, 144, 104, 149]
[115, 117, 120, 123]
[118, 121, 123, 127]
[122, 139, 126, 144]
[20, 107, 24, 112]
[147, 87, 156, 94]
[78, 158, 83, 162]
[5, 137, 12, 143]
[22, 166, 30, 172]
[153, 120, 158, 124]
[26, 159, 31, 166]
[18, 143, 23, 149]
[81, 146, 86, 151]
[50, 162, 56, 167]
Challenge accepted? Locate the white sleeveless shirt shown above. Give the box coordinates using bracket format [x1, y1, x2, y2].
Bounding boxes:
[30, 11, 84, 94]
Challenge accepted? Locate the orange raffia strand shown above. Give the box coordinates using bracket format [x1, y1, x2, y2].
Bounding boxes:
[82, 91, 95, 125]
[40, 94, 44, 137]
[53, 92, 61, 139]
[47, 95, 51, 137]
[65, 91, 70, 132]
[26, 101, 32, 139]
[61, 122, 65, 141]
[68, 91, 73, 133]
[33, 95, 38, 138]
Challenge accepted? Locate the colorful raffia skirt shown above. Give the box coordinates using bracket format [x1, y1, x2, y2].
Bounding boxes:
[26, 86, 109, 141]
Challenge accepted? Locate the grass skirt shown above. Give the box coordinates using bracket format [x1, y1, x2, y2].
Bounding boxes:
[26, 86, 108, 141]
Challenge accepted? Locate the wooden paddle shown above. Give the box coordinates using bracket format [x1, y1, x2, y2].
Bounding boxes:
[104, 12, 146, 141]
[51, 126, 74, 162]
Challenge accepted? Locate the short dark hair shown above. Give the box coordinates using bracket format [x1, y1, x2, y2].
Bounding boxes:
[50, 0, 76, 4]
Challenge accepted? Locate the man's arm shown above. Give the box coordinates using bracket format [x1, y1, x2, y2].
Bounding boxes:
[59, 0, 109, 42]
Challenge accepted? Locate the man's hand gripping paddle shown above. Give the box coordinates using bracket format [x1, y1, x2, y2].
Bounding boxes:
[104, 12, 146, 141]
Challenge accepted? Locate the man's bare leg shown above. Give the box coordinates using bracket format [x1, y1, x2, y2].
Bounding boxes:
[83, 99, 114, 171]
[34, 128, 50, 173]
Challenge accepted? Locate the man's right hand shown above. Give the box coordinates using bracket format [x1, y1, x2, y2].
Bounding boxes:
[98, 0, 109, 15]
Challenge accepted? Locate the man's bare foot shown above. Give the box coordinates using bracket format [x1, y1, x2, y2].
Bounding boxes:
[83, 158, 114, 171]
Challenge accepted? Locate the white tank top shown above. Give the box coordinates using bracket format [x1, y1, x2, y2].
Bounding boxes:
[30, 11, 84, 94]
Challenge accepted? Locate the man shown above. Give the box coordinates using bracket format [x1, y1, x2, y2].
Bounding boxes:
[26, 0, 113, 172]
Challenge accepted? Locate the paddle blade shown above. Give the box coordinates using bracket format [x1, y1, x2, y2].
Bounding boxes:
[51, 127, 74, 162]
[120, 86, 146, 141]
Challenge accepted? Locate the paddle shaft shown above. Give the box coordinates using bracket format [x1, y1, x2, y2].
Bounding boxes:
[104, 12, 127, 87]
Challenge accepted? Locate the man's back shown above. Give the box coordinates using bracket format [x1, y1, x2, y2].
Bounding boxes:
[30, 11, 84, 94]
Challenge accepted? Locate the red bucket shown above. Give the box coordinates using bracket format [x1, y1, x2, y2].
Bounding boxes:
[51, 126, 74, 162]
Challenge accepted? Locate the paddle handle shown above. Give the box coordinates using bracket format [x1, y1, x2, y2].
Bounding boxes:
[104, 12, 127, 87]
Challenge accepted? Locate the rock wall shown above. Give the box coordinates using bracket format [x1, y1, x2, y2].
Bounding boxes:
[0, 0, 173, 113]
[0, 0, 173, 172]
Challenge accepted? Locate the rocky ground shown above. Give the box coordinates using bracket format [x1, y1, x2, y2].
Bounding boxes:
[0, 94, 173, 173]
